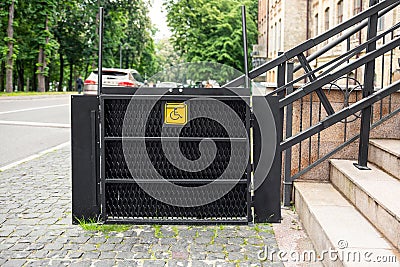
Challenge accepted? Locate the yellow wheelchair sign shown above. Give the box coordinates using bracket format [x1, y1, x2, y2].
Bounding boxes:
[164, 103, 188, 125]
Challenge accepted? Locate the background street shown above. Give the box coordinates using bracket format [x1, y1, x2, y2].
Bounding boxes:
[0, 95, 71, 168]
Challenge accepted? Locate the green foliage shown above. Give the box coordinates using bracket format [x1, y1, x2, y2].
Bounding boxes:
[165, 0, 258, 73]
[0, 0, 158, 91]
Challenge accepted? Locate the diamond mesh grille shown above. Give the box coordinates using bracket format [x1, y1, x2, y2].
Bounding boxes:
[105, 140, 247, 181]
[102, 96, 250, 222]
[105, 182, 247, 220]
[104, 98, 247, 138]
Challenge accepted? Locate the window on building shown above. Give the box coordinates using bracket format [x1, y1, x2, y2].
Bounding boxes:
[337, 0, 343, 24]
[314, 14, 319, 36]
[354, 0, 362, 15]
[378, 16, 384, 31]
[277, 19, 281, 51]
[270, 25, 275, 55]
[324, 8, 330, 31]
[274, 22, 278, 53]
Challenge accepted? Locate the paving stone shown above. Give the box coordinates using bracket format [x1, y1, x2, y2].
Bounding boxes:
[98, 243, 116, 251]
[246, 237, 264, 246]
[105, 236, 123, 244]
[2, 259, 26, 267]
[49, 260, 72, 267]
[215, 262, 237, 267]
[116, 251, 135, 260]
[68, 251, 84, 259]
[213, 237, 229, 244]
[151, 244, 170, 252]
[93, 259, 116, 267]
[206, 244, 224, 253]
[206, 252, 226, 260]
[82, 251, 101, 259]
[131, 244, 150, 253]
[10, 251, 31, 259]
[143, 260, 166, 267]
[114, 243, 133, 252]
[69, 260, 92, 267]
[44, 242, 64, 250]
[160, 238, 177, 245]
[227, 251, 245, 261]
[171, 250, 189, 260]
[154, 251, 170, 259]
[25, 260, 51, 267]
[99, 251, 117, 259]
[225, 244, 241, 252]
[191, 261, 214, 267]
[227, 237, 244, 245]
[116, 260, 140, 267]
[190, 253, 207, 260]
[47, 249, 69, 258]
[167, 260, 188, 266]
[194, 237, 212, 245]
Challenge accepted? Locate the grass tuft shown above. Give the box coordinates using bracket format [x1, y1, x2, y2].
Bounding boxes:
[76, 217, 131, 233]
[153, 225, 163, 238]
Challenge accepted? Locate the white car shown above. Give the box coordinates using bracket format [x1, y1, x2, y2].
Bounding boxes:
[156, 81, 183, 88]
[83, 68, 143, 95]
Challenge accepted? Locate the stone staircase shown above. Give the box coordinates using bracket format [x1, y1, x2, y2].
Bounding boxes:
[294, 138, 400, 266]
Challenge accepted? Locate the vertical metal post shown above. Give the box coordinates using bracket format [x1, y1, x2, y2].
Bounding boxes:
[283, 62, 294, 207]
[354, 0, 378, 170]
[277, 52, 286, 205]
[242, 6, 250, 89]
[119, 45, 122, 69]
[98, 7, 104, 96]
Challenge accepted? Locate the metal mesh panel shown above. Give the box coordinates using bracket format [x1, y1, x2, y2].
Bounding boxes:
[105, 140, 247, 181]
[104, 98, 247, 137]
[105, 182, 247, 220]
[101, 96, 250, 223]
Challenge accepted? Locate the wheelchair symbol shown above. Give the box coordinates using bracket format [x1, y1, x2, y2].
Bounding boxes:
[169, 107, 183, 121]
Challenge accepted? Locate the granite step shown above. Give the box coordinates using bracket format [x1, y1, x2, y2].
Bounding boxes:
[294, 181, 400, 267]
[369, 139, 400, 180]
[330, 159, 400, 251]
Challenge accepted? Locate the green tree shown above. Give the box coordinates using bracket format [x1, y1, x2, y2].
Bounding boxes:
[165, 0, 257, 73]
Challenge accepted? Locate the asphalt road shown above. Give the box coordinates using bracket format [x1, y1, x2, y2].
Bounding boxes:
[0, 95, 71, 168]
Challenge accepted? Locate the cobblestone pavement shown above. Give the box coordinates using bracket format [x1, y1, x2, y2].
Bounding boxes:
[0, 147, 283, 267]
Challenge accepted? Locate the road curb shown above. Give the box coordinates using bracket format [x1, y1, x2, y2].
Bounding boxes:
[0, 94, 76, 101]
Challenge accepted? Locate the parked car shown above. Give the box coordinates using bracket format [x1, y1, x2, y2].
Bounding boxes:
[156, 81, 183, 88]
[83, 68, 144, 95]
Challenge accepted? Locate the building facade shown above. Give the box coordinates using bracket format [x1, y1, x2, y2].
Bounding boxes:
[254, 0, 400, 85]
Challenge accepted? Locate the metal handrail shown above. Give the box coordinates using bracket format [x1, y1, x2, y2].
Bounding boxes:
[223, 0, 399, 87]
[279, 36, 400, 108]
[267, 22, 400, 96]
[281, 80, 400, 151]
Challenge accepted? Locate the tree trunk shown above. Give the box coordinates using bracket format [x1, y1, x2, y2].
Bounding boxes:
[32, 61, 37, 91]
[68, 62, 74, 91]
[0, 61, 5, 91]
[37, 47, 45, 92]
[17, 60, 24, 92]
[6, 0, 15, 93]
[37, 16, 49, 92]
[58, 53, 64, 92]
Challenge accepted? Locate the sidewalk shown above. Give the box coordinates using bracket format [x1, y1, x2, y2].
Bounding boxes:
[0, 146, 283, 267]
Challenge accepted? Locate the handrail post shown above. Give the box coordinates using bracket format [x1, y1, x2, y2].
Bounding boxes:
[276, 52, 286, 205]
[283, 62, 294, 207]
[354, 0, 379, 170]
